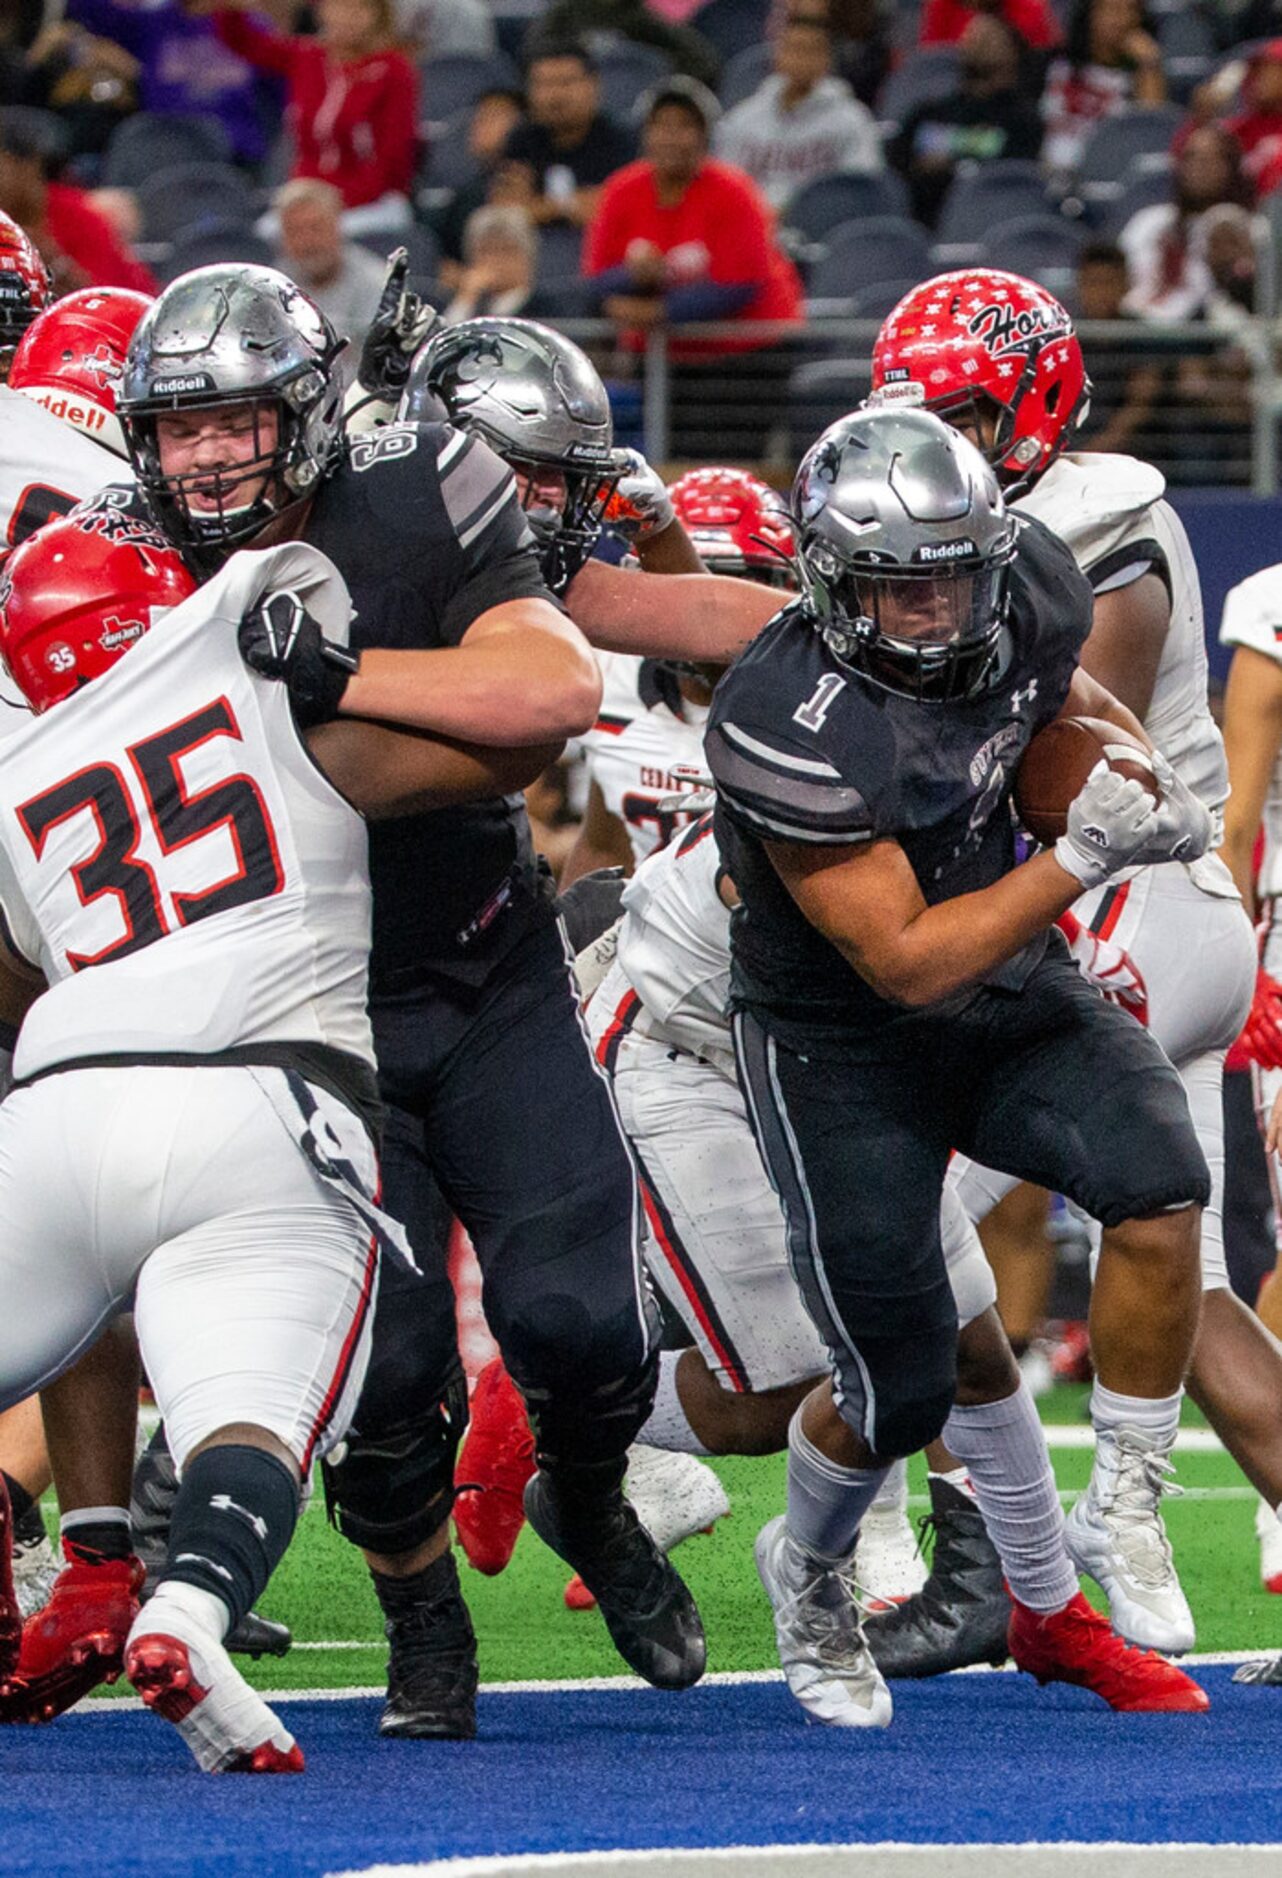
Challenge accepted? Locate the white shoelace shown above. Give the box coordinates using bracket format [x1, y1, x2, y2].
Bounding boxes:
[1097, 1442, 1183, 1591]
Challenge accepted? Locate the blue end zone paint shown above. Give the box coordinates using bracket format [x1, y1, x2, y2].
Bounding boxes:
[1, 1667, 1276, 1878]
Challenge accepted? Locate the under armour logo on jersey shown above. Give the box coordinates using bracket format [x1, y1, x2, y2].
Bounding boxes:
[1010, 679, 1039, 714]
[793, 672, 846, 732]
[210, 1495, 269, 1542]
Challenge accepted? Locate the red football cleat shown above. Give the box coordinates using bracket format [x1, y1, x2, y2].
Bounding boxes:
[126, 1620, 304, 1773]
[564, 1573, 595, 1610]
[1009, 1591, 1210, 1712]
[454, 1359, 535, 1576]
[0, 1477, 20, 1683]
[0, 1545, 144, 1723]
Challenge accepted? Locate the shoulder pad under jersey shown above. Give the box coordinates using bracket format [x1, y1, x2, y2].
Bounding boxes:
[1015, 452, 1165, 579]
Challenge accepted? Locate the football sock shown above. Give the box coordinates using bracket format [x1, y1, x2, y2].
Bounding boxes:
[635, 1352, 712, 1456]
[866, 1457, 909, 1516]
[944, 1386, 1078, 1614]
[143, 1578, 231, 1644]
[1, 1471, 33, 1524]
[370, 1548, 465, 1623]
[61, 1505, 133, 1563]
[1090, 1381, 1182, 1446]
[785, 1407, 888, 1565]
[161, 1446, 299, 1632]
[929, 1464, 977, 1503]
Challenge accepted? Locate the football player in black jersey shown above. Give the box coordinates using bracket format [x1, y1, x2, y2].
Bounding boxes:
[706, 406, 1215, 1729]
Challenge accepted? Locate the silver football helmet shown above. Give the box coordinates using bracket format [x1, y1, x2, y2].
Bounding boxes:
[792, 406, 1016, 704]
[402, 317, 624, 593]
[118, 265, 344, 572]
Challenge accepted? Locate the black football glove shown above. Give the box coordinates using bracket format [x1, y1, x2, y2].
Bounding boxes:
[239, 588, 359, 729]
[356, 248, 441, 399]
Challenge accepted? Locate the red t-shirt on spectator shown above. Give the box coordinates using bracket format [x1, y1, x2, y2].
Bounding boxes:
[1226, 111, 1282, 200]
[919, 0, 1062, 49]
[583, 158, 803, 358]
[214, 11, 417, 208]
[45, 183, 158, 294]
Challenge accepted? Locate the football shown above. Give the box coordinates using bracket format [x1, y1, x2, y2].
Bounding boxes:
[1013, 715, 1160, 846]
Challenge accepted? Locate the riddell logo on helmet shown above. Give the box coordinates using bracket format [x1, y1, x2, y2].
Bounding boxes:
[967, 301, 1066, 360]
[916, 538, 976, 563]
[28, 391, 106, 432]
[151, 373, 215, 397]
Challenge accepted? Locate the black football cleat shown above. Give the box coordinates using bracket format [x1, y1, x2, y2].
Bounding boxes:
[376, 1550, 478, 1740]
[524, 1470, 706, 1691]
[864, 1475, 1011, 1678]
[226, 1610, 294, 1659]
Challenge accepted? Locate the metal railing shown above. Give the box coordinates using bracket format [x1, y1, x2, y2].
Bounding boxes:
[552, 315, 1282, 493]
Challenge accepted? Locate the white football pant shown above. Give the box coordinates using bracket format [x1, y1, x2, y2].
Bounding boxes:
[0, 1065, 379, 1472]
[949, 860, 1256, 1288]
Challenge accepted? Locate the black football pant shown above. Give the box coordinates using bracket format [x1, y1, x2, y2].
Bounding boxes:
[735, 943, 1210, 1462]
[328, 921, 658, 1555]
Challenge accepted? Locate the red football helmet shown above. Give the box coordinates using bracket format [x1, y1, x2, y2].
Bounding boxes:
[0, 505, 195, 713]
[668, 467, 796, 587]
[0, 212, 51, 359]
[871, 270, 1091, 486]
[9, 287, 152, 458]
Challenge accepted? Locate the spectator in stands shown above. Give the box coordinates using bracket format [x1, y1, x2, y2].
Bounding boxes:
[1041, 0, 1166, 178]
[492, 42, 635, 231]
[1223, 41, 1282, 200]
[441, 203, 560, 322]
[68, 0, 277, 167]
[1119, 122, 1253, 321]
[3, 16, 138, 158]
[1172, 204, 1258, 479]
[783, 0, 892, 108]
[713, 15, 882, 211]
[1072, 239, 1161, 456]
[525, 0, 721, 89]
[919, 0, 1061, 52]
[431, 87, 525, 281]
[209, 0, 418, 219]
[888, 14, 1043, 227]
[274, 177, 386, 350]
[583, 76, 803, 454]
[0, 108, 156, 291]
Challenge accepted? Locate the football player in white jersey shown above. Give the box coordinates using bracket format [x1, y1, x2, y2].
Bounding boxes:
[868, 270, 1258, 1661]
[0, 280, 150, 1619]
[0, 500, 573, 1768]
[563, 469, 797, 884]
[1216, 564, 1282, 1609]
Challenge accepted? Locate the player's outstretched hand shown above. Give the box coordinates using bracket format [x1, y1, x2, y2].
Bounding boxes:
[239, 589, 359, 729]
[357, 249, 440, 399]
[1241, 969, 1282, 1072]
[603, 449, 675, 543]
[1053, 762, 1162, 889]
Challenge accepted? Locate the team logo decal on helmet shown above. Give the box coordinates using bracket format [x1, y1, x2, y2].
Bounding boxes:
[10, 288, 152, 457]
[871, 270, 1090, 486]
[668, 467, 796, 588]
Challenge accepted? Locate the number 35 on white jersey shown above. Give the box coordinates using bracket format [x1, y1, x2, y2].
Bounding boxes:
[0, 542, 375, 1084]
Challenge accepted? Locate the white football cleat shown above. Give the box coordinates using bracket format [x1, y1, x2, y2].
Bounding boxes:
[11, 1511, 58, 1621]
[755, 1515, 892, 1730]
[1063, 1425, 1194, 1655]
[1256, 1498, 1282, 1595]
[565, 1446, 730, 1610]
[125, 1597, 303, 1773]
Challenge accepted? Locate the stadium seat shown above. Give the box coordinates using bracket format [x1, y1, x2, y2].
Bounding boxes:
[845, 277, 919, 319]
[535, 219, 586, 292]
[876, 49, 959, 129]
[807, 215, 933, 300]
[781, 170, 912, 242]
[157, 220, 273, 284]
[690, 0, 772, 68]
[986, 213, 1086, 296]
[935, 161, 1057, 246]
[418, 112, 482, 193]
[135, 161, 257, 244]
[419, 51, 520, 123]
[718, 44, 773, 110]
[1075, 104, 1184, 201]
[787, 356, 871, 459]
[102, 113, 233, 189]
[351, 222, 440, 288]
[595, 44, 673, 119]
[1158, 10, 1217, 101]
[1103, 156, 1174, 238]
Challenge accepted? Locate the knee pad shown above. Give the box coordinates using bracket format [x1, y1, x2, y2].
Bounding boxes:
[321, 1368, 468, 1556]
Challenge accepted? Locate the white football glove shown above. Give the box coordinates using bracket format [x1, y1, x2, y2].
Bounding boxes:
[1053, 761, 1163, 890]
[1133, 750, 1215, 867]
[603, 449, 675, 543]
